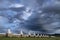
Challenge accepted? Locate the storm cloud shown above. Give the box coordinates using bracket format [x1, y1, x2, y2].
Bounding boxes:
[0, 0, 60, 34]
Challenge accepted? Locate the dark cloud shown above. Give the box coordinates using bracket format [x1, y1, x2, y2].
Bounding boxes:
[0, 0, 60, 34]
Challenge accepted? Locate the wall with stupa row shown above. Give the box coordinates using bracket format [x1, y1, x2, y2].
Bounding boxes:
[0, 32, 55, 38]
[0, 29, 55, 37]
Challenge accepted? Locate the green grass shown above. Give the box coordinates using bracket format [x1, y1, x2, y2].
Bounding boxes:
[0, 37, 60, 40]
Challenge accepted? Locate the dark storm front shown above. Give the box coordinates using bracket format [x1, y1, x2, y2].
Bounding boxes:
[0, 0, 60, 34]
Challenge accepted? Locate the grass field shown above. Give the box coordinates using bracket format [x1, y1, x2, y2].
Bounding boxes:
[0, 37, 60, 40]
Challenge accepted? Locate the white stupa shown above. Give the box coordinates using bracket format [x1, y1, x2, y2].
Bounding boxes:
[34, 32, 36, 36]
[29, 32, 31, 35]
[7, 29, 11, 34]
[20, 30, 23, 35]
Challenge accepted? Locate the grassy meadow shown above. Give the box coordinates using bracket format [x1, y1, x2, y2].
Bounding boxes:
[0, 37, 60, 40]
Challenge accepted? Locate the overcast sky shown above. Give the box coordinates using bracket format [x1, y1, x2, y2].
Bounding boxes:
[0, 0, 60, 34]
